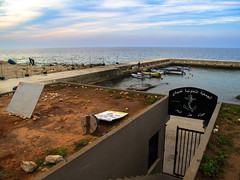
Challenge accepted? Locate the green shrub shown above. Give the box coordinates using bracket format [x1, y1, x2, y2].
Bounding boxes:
[143, 96, 157, 105]
[215, 151, 227, 166]
[115, 94, 122, 99]
[200, 158, 218, 177]
[200, 152, 227, 177]
[108, 89, 114, 93]
[218, 136, 231, 146]
[207, 142, 216, 150]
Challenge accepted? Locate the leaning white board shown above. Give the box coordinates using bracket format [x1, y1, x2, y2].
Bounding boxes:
[95, 110, 128, 122]
[7, 82, 44, 118]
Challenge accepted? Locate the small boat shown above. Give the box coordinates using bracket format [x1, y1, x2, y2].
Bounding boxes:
[131, 73, 145, 79]
[151, 69, 166, 75]
[142, 72, 152, 78]
[164, 68, 186, 75]
[177, 66, 191, 71]
[143, 71, 161, 78]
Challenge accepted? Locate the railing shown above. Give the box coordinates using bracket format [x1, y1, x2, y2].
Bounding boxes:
[173, 126, 204, 177]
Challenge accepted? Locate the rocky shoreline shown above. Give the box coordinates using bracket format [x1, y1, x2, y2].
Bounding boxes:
[0, 60, 104, 80]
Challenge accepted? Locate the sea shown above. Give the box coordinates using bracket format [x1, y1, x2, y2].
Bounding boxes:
[0, 47, 240, 103]
[0, 47, 240, 65]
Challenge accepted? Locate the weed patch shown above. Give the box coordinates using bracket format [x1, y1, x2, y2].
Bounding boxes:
[108, 89, 114, 93]
[115, 94, 122, 99]
[218, 136, 232, 146]
[0, 165, 7, 178]
[199, 105, 240, 179]
[200, 152, 227, 177]
[46, 146, 68, 157]
[36, 158, 45, 167]
[208, 141, 216, 150]
[74, 139, 91, 152]
[143, 96, 157, 105]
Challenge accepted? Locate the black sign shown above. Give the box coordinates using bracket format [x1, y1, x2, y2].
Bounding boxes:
[169, 87, 218, 121]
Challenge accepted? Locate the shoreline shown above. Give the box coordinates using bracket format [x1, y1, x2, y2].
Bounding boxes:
[0, 60, 104, 80]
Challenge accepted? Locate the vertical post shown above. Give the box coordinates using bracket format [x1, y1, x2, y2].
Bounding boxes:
[0, 63, 5, 80]
[173, 126, 179, 175]
[86, 115, 90, 134]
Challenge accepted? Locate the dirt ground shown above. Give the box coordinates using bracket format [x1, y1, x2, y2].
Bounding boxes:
[196, 105, 240, 180]
[0, 83, 163, 180]
[0, 60, 103, 80]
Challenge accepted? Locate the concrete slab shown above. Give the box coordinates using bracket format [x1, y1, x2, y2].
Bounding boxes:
[7, 82, 44, 118]
[163, 115, 204, 175]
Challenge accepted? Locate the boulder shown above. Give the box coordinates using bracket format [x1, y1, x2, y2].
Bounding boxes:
[45, 155, 64, 164]
[127, 84, 155, 91]
[21, 161, 37, 173]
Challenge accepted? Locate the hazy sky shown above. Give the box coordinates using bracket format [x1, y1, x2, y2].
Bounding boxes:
[0, 0, 240, 49]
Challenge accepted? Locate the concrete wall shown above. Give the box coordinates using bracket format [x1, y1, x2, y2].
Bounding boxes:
[170, 58, 240, 69]
[58, 68, 122, 84]
[34, 96, 170, 180]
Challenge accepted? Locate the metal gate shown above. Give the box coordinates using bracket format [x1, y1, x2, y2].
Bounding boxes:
[173, 126, 204, 177]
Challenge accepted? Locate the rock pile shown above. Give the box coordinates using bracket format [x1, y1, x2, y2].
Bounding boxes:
[20, 155, 64, 174]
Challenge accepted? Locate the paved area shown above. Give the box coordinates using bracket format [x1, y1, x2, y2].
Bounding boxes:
[0, 65, 119, 94]
[163, 115, 204, 175]
[0, 58, 169, 94]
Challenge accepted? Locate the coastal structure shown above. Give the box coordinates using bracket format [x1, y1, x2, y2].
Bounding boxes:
[1, 58, 240, 95]
[0, 58, 239, 179]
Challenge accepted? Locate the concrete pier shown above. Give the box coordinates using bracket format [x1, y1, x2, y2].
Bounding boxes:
[0, 58, 239, 94]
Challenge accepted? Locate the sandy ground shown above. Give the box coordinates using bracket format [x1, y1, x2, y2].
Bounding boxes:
[0, 83, 162, 180]
[0, 60, 102, 80]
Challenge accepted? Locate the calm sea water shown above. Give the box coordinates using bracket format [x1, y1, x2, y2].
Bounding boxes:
[0, 47, 239, 102]
[0, 47, 240, 65]
[96, 66, 240, 103]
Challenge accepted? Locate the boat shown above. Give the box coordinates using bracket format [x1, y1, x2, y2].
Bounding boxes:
[177, 66, 191, 71]
[131, 73, 145, 79]
[164, 68, 186, 75]
[142, 71, 161, 78]
[142, 72, 152, 78]
[151, 69, 166, 75]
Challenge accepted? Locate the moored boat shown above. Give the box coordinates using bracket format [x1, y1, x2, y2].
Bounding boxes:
[164, 68, 186, 75]
[142, 72, 152, 78]
[143, 71, 161, 78]
[177, 66, 191, 71]
[131, 73, 145, 79]
[151, 69, 166, 75]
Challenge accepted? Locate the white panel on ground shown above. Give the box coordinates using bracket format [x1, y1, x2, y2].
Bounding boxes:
[7, 82, 44, 118]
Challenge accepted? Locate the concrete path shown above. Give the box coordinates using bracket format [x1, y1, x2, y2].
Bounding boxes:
[0, 65, 120, 94]
[163, 116, 204, 175]
[0, 58, 170, 94]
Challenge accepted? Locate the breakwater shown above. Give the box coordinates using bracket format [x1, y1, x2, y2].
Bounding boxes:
[32, 58, 240, 85]
[1, 58, 239, 95]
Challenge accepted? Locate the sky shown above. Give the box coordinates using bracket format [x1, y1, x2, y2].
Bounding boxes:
[0, 0, 240, 49]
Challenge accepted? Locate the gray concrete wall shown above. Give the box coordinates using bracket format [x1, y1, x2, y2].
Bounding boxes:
[58, 68, 122, 84]
[170, 58, 240, 69]
[34, 96, 170, 180]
